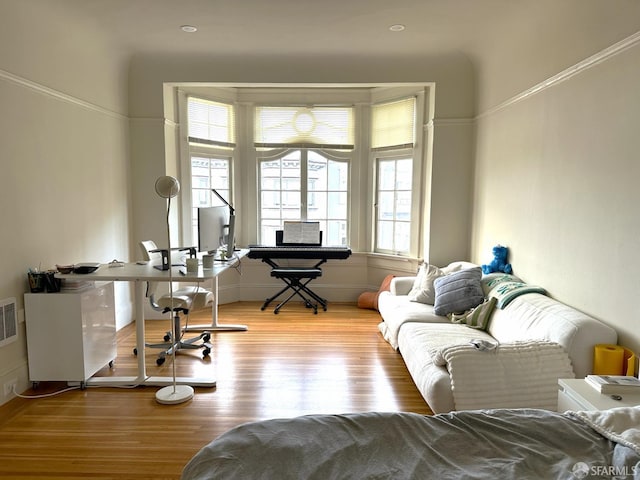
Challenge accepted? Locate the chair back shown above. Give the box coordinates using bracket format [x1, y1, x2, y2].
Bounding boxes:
[139, 241, 162, 308]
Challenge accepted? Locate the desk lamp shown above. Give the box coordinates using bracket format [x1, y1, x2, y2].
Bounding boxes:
[154, 175, 195, 405]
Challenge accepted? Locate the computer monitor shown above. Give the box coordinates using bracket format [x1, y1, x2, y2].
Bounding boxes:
[198, 205, 232, 254]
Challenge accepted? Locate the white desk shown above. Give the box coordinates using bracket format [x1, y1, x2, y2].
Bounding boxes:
[55, 249, 247, 388]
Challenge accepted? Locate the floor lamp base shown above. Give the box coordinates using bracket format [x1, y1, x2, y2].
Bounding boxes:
[156, 385, 194, 404]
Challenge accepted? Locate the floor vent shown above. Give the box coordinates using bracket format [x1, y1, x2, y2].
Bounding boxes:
[0, 298, 17, 347]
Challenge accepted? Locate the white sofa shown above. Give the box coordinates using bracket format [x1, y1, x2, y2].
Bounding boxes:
[378, 264, 618, 413]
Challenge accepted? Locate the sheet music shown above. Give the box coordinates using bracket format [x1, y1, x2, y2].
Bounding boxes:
[283, 221, 320, 244]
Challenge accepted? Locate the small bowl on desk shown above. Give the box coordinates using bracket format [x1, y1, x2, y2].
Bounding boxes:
[73, 263, 100, 274]
[56, 264, 74, 274]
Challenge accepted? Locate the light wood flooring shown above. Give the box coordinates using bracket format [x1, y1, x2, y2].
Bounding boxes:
[0, 301, 431, 480]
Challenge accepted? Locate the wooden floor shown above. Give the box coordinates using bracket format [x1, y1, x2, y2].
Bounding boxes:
[0, 302, 431, 480]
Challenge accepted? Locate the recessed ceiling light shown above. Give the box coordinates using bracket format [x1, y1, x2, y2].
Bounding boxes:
[180, 25, 198, 33]
[389, 24, 405, 32]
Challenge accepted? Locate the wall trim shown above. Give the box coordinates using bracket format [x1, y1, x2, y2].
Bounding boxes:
[0, 67, 128, 120]
[477, 30, 640, 120]
[431, 118, 474, 127]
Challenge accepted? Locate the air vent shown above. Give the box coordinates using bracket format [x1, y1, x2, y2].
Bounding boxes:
[0, 298, 17, 347]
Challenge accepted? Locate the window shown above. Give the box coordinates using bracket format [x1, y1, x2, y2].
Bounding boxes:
[186, 96, 235, 242]
[190, 155, 231, 242]
[371, 97, 417, 254]
[256, 105, 353, 245]
[375, 157, 412, 254]
[259, 150, 349, 246]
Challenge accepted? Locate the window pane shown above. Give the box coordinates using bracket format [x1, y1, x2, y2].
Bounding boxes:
[328, 161, 348, 190]
[326, 220, 347, 246]
[328, 191, 347, 219]
[396, 190, 412, 221]
[396, 159, 413, 190]
[377, 191, 394, 220]
[308, 192, 326, 219]
[378, 160, 396, 190]
[377, 221, 394, 250]
[394, 221, 411, 252]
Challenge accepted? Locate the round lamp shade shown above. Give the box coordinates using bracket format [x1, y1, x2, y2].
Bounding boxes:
[155, 176, 180, 199]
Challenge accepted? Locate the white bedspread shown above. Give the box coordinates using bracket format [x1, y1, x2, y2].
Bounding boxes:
[440, 340, 575, 410]
[570, 407, 640, 455]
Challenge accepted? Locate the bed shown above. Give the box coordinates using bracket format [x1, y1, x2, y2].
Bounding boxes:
[182, 407, 640, 479]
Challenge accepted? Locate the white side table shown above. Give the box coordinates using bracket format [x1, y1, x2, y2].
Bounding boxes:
[558, 378, 640, 411]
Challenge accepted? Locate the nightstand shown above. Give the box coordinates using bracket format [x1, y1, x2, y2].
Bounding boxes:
[558, 378, 640, 411]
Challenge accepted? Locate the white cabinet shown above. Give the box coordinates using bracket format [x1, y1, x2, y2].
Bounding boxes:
[24, 282, 117, 386]
[558, 378, 640, 411]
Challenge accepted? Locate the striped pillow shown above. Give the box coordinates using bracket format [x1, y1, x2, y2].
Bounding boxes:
[448, 297, 497, 330]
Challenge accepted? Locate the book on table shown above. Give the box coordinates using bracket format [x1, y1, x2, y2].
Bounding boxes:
[585, 375, 640, 394]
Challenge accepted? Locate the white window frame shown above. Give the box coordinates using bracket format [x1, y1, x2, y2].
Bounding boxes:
[373, 150, 417, 255]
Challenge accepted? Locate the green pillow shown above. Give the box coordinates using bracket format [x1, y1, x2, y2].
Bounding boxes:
[448, 297, 497, 330]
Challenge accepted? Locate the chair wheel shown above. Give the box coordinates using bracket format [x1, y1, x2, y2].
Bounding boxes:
[163, 334, 171, 342]
[156, 357, 165, 366]
[133, 348, 138, 355]
[203, 348, 211, 357]
[202, 333, 211, 342]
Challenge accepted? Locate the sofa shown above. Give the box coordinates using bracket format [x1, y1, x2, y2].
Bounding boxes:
[378, 262, 618, 413]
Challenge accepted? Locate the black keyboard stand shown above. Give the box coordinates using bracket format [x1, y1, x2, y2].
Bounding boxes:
[248, 241, 352, 314]
[263, 267, 327, 314]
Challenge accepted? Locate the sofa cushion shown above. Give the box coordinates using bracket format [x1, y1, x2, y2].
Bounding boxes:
[433, 267, 484, 316]
[488, 281, 546, 309]
[408, 264, 444, 304]
[448, 297, 497, 330]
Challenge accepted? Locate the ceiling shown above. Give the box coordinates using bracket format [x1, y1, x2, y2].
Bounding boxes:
[56, 0, 528, 59]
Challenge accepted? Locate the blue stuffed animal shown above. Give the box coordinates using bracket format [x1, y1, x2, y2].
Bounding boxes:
[482, 245, 513, 274]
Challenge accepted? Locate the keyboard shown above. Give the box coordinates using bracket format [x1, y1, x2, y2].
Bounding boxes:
[248, 246, 352, 260]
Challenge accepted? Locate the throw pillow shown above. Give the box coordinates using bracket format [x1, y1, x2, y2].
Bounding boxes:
[488, 281, 546, 309]
[408, 263, 444, 305]
[448, 297, 497, 330]
[357, 274, 395, 311]
[433, 267, 484, 316]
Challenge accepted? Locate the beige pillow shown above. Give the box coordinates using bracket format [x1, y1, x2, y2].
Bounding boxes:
[408, 264, 444, 304]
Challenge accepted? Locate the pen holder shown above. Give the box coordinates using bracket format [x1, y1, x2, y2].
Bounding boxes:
[186, 258, 199, 272]
[28, 272, 45, 293]
[202, 254, 214, 269]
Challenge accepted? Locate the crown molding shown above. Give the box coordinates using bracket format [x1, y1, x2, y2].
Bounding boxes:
[477, 30, 640, 120]
[430, 118, 474, 128]
[0, 68, 128, 121]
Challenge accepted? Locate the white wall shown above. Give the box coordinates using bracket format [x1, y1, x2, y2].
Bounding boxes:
[0, 0, 132, 404]
[471, 33, 640, 353]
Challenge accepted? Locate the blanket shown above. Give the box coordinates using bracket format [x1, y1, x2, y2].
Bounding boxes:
[181, 409, 640, 480]
[439, 340, 575, 410]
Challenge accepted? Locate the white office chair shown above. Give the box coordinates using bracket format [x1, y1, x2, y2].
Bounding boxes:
[138, 240, 214, 366]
